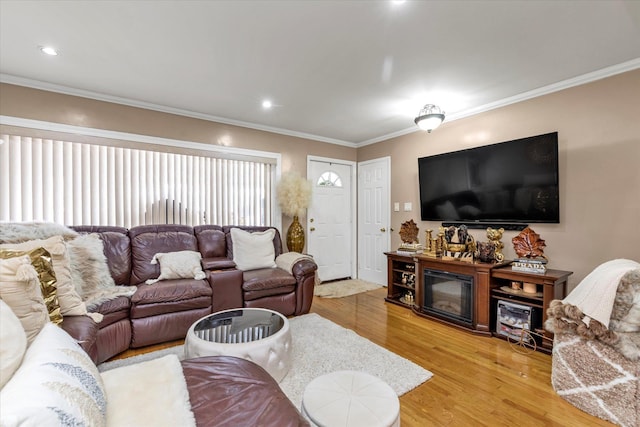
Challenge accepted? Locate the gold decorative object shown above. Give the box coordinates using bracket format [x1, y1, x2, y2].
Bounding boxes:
[446, 243, 467, 252]
[423, 228, 444, 258]
[512, 226, 547, 260]
[286, 215, 305, 253]
[276, 172, 312, 253]
[486, 227, 505, 263]
[397, 220, 423, 254]
[440, 225, 476, 261]
[399, 219, 419, 244]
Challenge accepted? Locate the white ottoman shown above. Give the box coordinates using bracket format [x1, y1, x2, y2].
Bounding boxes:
[184, 308, 292, 382]
[302, 370, 400, 427]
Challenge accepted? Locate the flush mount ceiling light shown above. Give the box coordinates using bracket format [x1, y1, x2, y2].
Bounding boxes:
[261, 100, 273, 109]
[414, 104, 445, 133]
[39, 46, 58, 56]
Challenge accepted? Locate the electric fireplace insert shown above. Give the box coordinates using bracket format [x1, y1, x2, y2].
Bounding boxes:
[422, 269, 474, 328]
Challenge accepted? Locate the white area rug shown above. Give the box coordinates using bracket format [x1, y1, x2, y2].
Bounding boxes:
[99, 313, 432, 408]
[314, 278, 384, 298]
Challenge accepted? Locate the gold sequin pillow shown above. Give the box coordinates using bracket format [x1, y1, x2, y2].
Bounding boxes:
[0, 255, 51, 343]
[0, 247, 62, 324]
[0, 235, 88, 318]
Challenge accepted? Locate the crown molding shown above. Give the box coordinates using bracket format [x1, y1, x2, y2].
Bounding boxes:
[3, 57, 639, 149]
[0, 74, 358, 148]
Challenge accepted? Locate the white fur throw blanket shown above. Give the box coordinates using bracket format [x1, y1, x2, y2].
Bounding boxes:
[563, 259, 640, 328]
[0, 222, 79, 243]
[100, 354, 196, 427]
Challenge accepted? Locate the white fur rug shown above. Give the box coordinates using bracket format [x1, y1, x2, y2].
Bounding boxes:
[314, 278, 384, 298]
[99, 313, 432, 408]
[101, 354, 196, 427]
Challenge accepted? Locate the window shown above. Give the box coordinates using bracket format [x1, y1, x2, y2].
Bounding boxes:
[316, 171, 342, 187]
[0, 133, 275, 227]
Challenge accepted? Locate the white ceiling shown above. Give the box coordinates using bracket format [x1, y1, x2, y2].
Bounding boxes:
[1, 1, 640, 147]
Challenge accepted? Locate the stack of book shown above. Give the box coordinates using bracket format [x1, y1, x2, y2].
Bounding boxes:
[511, 257, 548, 274]
[396, 243, 422, 257]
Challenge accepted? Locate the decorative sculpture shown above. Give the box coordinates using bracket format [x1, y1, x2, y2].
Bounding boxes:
[399, 219, 419, 244]
[441, 225, 475, 262]
[423, 228, 443, 258]
[476, 242, 496, 263]
[486, 227, 505, 263]
[512, 226, 547, 260]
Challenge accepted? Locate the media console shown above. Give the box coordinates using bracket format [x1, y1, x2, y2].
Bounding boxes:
[384, 252, 572, 352]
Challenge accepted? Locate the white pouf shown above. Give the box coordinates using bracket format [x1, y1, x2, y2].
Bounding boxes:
[184, 308, 292, 382]
[302, 370, 400, 427]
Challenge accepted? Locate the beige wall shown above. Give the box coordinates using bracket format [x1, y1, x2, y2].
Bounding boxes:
[2, 70, 639, 289]
[0, 83, 357, 236]
[358, 69, 640, 289]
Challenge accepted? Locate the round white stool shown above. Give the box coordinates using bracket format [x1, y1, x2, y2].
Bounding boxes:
[301, 370, 400, 427]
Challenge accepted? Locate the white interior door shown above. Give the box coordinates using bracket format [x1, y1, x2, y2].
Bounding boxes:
[357, 157, 390, 284]
[307, 159, 354, 282]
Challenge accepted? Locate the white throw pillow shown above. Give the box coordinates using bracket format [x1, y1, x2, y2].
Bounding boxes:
[0, 256, 49, 344]
[0, 323, 107, 427]
[0, 300, 27, 389]
[0, 236, 88, 317]
[230, 228, 277, 271]
[145, 250, 206, 284]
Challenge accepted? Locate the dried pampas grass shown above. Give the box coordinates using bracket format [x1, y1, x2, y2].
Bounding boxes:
[277, 172, 312, 217]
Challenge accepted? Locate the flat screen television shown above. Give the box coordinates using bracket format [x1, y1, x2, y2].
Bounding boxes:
[418, 132, 559, 228]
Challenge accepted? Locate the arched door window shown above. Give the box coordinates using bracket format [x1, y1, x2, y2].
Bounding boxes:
[316, 171, 343, 187]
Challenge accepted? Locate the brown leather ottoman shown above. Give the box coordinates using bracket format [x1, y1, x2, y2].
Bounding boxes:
[181, 356, 308, 427]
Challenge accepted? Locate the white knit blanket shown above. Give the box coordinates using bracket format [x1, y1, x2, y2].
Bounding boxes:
[276, 251, 320, 285]
[563, 259, 640, 328]
[275, 251, 313, 273]
[100, 354, 196, 427]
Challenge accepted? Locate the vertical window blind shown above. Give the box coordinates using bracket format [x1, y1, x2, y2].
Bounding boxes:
[0, 134, 274, 228]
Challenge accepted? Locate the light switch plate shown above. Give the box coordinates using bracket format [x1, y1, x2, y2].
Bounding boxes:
[394, 202, 400, 212]
[403, 202, 412, 212]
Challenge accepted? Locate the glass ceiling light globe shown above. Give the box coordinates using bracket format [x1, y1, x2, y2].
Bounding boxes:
[39, 46, 58, 56]
[414, 104, 445, 133]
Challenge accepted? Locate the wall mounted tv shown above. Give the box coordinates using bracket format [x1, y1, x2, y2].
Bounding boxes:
[418, 132, 559, 229]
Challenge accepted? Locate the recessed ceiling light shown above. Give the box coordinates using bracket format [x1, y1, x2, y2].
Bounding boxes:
[262, 100, 273, 109]
[39, 46, 59, 56]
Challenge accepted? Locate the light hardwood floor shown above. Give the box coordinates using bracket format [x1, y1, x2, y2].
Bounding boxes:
[113, 287, 613, 426]
[310, 287, 612, 427]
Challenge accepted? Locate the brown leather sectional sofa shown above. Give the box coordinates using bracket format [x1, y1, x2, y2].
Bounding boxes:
[63, 224, 317, 364]
[55, 224, 315, 426]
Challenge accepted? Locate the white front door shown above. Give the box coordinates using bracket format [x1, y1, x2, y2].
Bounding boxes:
[307, 158, 354, 282]
[357, 157, 390, 284]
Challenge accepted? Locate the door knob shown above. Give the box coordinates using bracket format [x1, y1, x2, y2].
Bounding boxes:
[310, 227, 316, 232]
[310, 218, 314, 223]
[380, 228, 386, 232]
